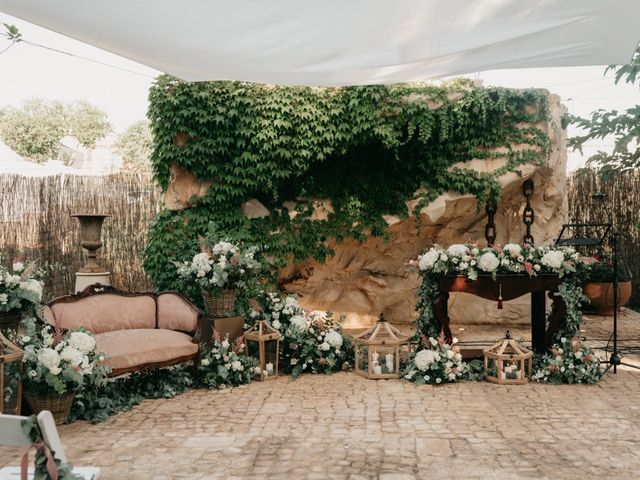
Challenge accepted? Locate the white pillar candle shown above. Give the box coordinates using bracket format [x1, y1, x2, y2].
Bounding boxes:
[262, 369, 269, 377]
[266, 362, 274, 373]
[385, 353, 394, 373]
[373, 364, 382, 375]
[372, 350, 379, 364]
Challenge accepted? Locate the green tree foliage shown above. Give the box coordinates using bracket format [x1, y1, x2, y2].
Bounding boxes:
[144, 76, 550, 296]
[569, 48, 640, 178]
[114, 120, 153, 172]
[0, 98, 112, 162]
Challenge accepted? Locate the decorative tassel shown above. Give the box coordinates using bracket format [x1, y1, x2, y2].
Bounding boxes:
[497, 283, 503, 310]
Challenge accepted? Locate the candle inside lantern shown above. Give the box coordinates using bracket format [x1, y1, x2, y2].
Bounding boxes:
[262, 369, 269, 377]
[372, 350, 379, 364]
[266, 362, 274, 373]
[372, 364, 382, 375]
[385, 353, 394, 373]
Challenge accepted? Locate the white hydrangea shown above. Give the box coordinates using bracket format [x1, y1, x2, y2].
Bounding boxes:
[4, 274, 20, 286]
[231, 360, 243, 371]
[414, 349, 438, 371]
[0, 293, 7, 305]
[319, 342, 331, 351]
[478, 252, 500, 272]
[37, 348, 61, 371]
[19, 279, 43, 302]
[503, 244, 522, 256]
[211, 241, 237, 255]
[418, 249, 440, 271]
[540, 250, 565, 270]
[190, 253, 212, 277]
[12, 262, 24, 273]
[68, 331, 96, 354]
[60, 346, 84, 367]
[290, 315, 308, 332]
[446, 244, 469, 257]
[325, 330, 343, 348]
[272, 320, 281, 330]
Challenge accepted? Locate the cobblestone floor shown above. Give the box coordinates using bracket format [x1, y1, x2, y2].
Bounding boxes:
[2, 313, 640, 480]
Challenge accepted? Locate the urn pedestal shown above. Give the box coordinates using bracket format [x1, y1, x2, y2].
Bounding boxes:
[71, 213, 112, 292]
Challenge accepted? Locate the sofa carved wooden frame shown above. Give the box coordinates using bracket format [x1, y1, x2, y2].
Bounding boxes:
[42, 283, 205, 376]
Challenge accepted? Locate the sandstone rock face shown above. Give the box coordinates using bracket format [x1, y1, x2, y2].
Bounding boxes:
[282, 93, 568, 330]
[164, 165, 212, 210]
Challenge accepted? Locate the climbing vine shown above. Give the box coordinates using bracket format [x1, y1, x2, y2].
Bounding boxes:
[144, 76, 550, 295]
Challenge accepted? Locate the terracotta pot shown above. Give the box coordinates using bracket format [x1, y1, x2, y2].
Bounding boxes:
[583, 281, 632, 316]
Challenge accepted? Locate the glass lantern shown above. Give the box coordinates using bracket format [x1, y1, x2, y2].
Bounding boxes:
[1, 331, 23, 415]
[244, 320, 281, 381]
[483, 331, 533, 385]
[353, 314, 411, 379]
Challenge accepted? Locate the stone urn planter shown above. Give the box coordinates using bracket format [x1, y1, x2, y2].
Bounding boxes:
[583, 281, 632, 316]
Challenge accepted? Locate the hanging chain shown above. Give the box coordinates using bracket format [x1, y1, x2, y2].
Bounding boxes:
[522, 179, 535, 245]
[484, 202, 497, 246]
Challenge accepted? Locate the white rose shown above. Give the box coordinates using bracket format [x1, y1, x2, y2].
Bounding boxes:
[533, 264, 541, 271]
[574, 351, 583, 359]
[29, 370, 37, 378]
[325, 330, 343, 348]
[478, 252, 500, 272]
[221, 339, 230, 349]
[446, 244, 469, 257]
[68, 332, 96, 354]
[12, 262, 25, 273]
[540, 250, 564, 270]
[201, 358, 210, 366]
[418, 249, 440, 271]
[290, 358, 298, 365]
[21, 335, 31, 343]
[436, 377, 442, 384]
[503, 244, 522, 256]
[60, 347, 84, 367]
[37, 348, 61, 370]
[231, 360, 242, 371]
[428, 337, 438, 347]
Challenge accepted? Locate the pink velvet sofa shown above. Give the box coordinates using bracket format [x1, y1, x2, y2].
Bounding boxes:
[41, 284, 202, 376]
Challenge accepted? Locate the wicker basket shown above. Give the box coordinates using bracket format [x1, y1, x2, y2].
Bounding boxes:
[24, 392, 75, 425]
[202, 289, 237, 317]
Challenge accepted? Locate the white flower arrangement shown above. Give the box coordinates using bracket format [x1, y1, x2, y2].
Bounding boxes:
[532, 336, 603, 384]
[0, 258, 45, 314]
[174, 240, 261, 292]
[19, 319, 109, 396]
[254, 293, 352, 378]
[403, 334, 465, 385]
[413, 243, 580, 280]
[197, 333, 256, 388]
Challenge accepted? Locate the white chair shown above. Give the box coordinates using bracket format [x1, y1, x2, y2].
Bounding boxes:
[0, 411, 100, 480]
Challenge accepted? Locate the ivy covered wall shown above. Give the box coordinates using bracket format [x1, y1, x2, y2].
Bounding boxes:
[143, 76, 550, 301]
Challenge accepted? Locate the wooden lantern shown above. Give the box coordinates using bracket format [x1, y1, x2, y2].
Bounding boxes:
[353, 314, 411, 379]
[244, 320, 281, 381]
[483, 331, 533, 385]
[0, 331, 23, 415]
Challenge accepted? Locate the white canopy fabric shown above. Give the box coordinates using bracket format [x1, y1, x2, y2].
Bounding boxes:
[2, 0, 639, 86]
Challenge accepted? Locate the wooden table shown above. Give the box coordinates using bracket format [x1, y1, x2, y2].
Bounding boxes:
[434, 274, 563, 353]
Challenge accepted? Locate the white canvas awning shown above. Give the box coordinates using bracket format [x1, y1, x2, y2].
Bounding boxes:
[1, 0, 639, 86]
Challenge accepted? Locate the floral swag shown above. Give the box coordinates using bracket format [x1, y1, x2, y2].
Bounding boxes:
[407, 243, 603, 384]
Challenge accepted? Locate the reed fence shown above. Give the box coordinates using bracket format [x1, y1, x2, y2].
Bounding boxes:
[0, 173, 162, 299]
[567, 170, 640, 307]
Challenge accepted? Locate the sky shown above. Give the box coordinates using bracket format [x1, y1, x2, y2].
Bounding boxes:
[1, 13, 639, 171]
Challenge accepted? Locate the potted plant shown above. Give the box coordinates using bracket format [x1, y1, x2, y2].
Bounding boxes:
[18, 319, 109, 424]
[174, 241, 261, 317]
[0, 258, 45, 336]
[583, 254, 632, 315]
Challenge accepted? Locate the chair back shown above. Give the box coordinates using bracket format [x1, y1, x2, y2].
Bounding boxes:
[0, 411, 67, 463]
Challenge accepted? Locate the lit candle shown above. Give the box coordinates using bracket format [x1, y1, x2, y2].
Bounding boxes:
[385, 353, 394, 373]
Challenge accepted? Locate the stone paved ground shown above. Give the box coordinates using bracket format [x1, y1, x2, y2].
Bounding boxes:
[2, 312, 640, 480]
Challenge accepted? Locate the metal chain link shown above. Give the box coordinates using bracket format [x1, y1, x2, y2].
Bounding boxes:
[523, 179, 535, 245]
[484, 202, 497, 246]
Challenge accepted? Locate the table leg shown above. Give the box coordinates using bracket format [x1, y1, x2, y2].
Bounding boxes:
[531, 291, 546, 353]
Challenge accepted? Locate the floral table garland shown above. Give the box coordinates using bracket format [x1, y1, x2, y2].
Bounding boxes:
[404, 243, 603, 385]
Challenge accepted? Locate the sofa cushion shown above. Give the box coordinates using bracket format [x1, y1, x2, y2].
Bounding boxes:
[157, 293, 199, 333]
[50, 294, 156, 334]
[95, 329, 198, 373]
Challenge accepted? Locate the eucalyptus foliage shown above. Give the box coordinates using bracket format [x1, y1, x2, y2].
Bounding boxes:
[144, 77, 550, 295]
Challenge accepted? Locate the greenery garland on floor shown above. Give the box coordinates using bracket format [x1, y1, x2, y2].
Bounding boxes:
[405, 243, 603, 385]
[144, 77, 550, 297]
